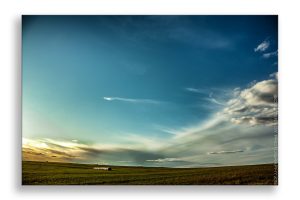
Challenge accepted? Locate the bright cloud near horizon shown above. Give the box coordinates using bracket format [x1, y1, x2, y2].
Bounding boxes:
[22, 16, 278, 168]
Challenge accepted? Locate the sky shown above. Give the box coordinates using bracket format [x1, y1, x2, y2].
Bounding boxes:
[22, 16, 278, 167]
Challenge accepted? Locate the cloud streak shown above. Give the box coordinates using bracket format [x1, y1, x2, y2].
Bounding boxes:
[185, 87, 209, 94]
[146, 157, 181, 162]
[185, 87, 230, 104]
[207, 150, 244, 155]
[254, 40, 270, 52]
[262, 50, 278, 59]
[103, 97, 161, 104]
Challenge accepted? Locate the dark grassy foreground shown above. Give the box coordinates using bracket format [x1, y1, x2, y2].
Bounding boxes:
[22, 161, 277, 185]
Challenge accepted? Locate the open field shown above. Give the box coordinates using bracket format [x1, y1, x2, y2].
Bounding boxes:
[22, 161, 277, 185]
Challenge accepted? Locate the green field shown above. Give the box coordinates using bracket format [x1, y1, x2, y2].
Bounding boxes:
[22, 161, 277, 185]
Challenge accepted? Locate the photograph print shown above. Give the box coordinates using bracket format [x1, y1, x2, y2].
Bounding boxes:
[22, 15, 278, 185]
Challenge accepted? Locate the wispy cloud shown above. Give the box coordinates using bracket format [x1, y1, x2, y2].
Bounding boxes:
[160, 73, 277, 166]
[207, 150, 244, 155]
[185, 87, 209, 94]
[23, 73, 278, 168]
[22, 138, 164, 165]
[185, 87, 229, 107]
[103, 97, 161, 104]
[153, 124, 180, 135]
[254, 40, 270, 52]
[262, 50, 278, 59]
[106, 16, 234, 51]
[205, 97, 226, 106]
[118, 133, 168, 151]
[146, 157, 181, 162]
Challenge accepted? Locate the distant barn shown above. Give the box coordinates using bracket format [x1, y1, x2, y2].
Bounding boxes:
[93, 167, 112, 171]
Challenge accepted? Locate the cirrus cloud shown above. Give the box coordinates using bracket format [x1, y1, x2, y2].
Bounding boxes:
[207, 150, 244, 155]
[254, 40, 270, 52]
[263, 50, 278, 59]
[103, 96, 161, 104]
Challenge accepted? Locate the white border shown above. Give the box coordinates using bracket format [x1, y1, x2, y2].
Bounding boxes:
[2, 0, 300, 199]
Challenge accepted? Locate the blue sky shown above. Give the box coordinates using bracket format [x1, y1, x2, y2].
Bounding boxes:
[22, 16, 278, 167]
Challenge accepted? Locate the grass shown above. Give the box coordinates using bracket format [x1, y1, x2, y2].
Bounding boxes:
[22, 161, 277, 185]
